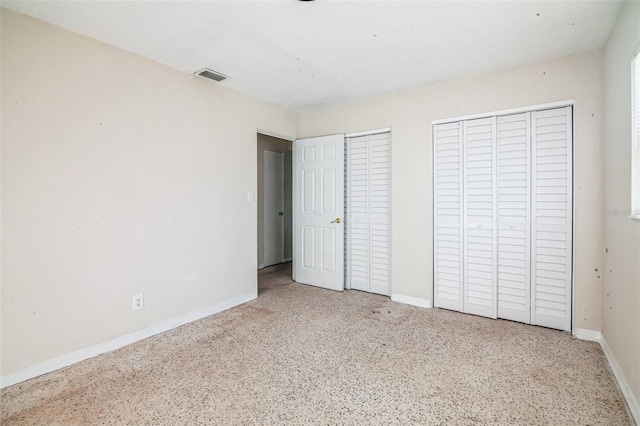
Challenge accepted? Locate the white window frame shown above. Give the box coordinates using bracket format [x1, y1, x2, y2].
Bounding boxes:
[631, 48, 640, 220]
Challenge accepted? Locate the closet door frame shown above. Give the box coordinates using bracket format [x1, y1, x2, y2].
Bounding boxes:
[432, 100, 575, 332]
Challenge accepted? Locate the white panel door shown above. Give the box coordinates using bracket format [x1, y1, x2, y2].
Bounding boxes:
[463, 117, 497, 318]
[531, 107, 573, 331]
[345, 132, 391, 296]
[433, 122, 464, 312]
[263, 151, 284, 268]
[496, 113, 531, 323]
[293, 134, 345, 291]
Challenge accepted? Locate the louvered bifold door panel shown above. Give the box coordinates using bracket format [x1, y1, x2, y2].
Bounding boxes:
[531, 106, 573, 331]
[463, 117, 498, 318]
[345, 133, 391, 296]
[496, 113, 531, 323]
[433, 122, 464, 312]
[346, 135, 369, 293]
[369, 132, 391, 296]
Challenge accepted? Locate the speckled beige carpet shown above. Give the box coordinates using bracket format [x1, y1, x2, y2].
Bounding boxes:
[1, 263, 632, 425]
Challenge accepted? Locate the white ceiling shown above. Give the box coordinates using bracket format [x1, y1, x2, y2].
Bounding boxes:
[2, 0, 624, 111]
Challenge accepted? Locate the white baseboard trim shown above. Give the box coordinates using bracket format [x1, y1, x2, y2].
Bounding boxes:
[574, 328, 602, 342]
[0, 291, 257, 389]
[574, 328, 639, 424]
[600, 336, 640, 424]
[391, 293, 432, 308]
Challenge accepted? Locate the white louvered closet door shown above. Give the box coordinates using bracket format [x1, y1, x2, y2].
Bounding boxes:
[346, 135, 369, 292]
[369, 133, 391, 295]
[433, 122, 464, 312]
[434, 105, 572, 331]
[531, 107, 573, 331]
[463, 118, 497, 318]
[345, 132, 391, 296]
[496, 113, 531, 324]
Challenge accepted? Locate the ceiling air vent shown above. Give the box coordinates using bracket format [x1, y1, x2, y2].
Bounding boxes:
[194, 68, 228, 82]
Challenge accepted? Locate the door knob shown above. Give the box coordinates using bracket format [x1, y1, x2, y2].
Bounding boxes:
[278, 211, 284, 216]
[331, 218, 342, 224]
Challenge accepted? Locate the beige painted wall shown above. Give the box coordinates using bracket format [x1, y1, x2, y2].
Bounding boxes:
[0, 9, 298, 376]
[603, 0, 640, 407]
[256, 134, 292, 267]
[301, 51, 605, 332]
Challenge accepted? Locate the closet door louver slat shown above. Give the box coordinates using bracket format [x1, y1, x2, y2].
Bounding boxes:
[496, 113, 531, 323]
[434, 122, 464, 312]
[531, 107, 572, 331]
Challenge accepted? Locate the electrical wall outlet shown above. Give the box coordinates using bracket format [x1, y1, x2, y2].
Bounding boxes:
[133, 294, 144, 311]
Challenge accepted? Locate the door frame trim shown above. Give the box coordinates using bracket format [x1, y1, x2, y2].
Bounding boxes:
[345, 127, 391, 138]
[257, 129, 295, 141]
[432, 100, 575, 125]
[256, 130, 294, 275]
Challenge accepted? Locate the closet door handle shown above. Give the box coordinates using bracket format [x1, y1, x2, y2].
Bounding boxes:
[331, 218, 342, 224]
